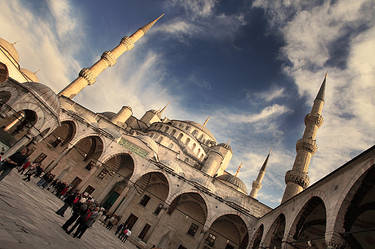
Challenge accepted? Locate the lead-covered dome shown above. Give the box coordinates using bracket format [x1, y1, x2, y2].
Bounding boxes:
[184, 120, 216, 141]
[217, 174, 247, 194]
[137, 135, 159, 155]
[20, 68, 39, 82]
[0, 38, 19, 63]
[23, 82, 60, 117]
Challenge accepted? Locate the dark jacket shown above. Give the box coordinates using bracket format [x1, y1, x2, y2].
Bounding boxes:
[3, 151, 27, 169]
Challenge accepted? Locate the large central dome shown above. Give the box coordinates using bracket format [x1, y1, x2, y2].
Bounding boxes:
[183, 120, 216, 141]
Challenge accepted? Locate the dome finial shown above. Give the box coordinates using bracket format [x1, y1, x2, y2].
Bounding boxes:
[234, 162, 243, 177]
[203, 116, 210, 127]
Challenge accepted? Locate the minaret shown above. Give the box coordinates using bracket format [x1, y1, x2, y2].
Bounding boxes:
[59, 14, 164, 98]
[234, 162, 243, 177]
[249, 151, 270, 198]
[281, 75, 326, 203]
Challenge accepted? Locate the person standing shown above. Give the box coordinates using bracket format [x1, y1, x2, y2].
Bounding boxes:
[18, 160, 31, 174]
[73, 206, 99, 239]
[62, 196, 86, 233]
[56, 191, 77, 217]
[22, 165, 36, 182]
[0, 147, 28, 182]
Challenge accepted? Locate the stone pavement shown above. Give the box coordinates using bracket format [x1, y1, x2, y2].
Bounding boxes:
[0, 170, 138, 249]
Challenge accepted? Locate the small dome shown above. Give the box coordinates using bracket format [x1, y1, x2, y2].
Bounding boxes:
[23, 82, 60, 117]
[217, 143, 232, 152]
[20, 68, 39, 82]
[183, 120, 216, 141]
[137, 135, 159, 155]
[217, 174, 247, 194]
[98, 112, 116, 119]
[0, 38, 19, 63]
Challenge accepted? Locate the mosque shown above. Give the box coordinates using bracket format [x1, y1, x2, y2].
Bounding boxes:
[0, 14, 373, 249]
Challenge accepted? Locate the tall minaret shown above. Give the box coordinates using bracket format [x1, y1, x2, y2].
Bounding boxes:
[59, 14, 164, 98]
[281, 75, 326, 203]
[249, 151, 270, 198]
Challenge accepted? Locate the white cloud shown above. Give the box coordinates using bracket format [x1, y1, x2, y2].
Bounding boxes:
[253, 0, 375, 187]
[226, 104, 290, 124]
[168, 0, 217, 19]
[0, 0, 81, 92]
[248, 87, 285, 102]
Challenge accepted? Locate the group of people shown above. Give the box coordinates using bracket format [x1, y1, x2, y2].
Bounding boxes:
[0, 147, 165, 247]
[60, 192, 101, 239]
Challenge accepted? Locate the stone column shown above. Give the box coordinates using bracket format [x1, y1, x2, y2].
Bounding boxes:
[116, 185, 139, 220]
[108, 184, 131, 214]
[1, 135, 31, 160]
[45, 147, 72, 172]
[3, 113, 24, 132]
[77, 163, 100, 191]
[195, 230, 208, 249]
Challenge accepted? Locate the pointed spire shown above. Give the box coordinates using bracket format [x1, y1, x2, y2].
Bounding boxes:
[203, 116, 210, 127]
[140, 14, 165, 34]
[234, 162, 243, 177]
[260, 150, 271, 171]
[315, 73, 327, 101]
[159, 102, 169, 115]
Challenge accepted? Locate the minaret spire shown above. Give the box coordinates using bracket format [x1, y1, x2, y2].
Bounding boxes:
[159, 102, 169, 115]
[234, 162, 243, 177]
[59, 14, 164, 99]
[281, 75, 326, 203]
[203, 117, 210, 127]
[249, 151, 271, 199]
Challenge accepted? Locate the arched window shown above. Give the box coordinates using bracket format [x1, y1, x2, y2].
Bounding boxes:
[184, 158, 189, 163]
[192, 130, 198, 136]
[197, 148, 201, 154]
[171, 129, 176, 136]
[158, 136, 163, 143]
[186, 126, 190, 131]
[165, 126, 169, 133]
[199, 134, 203, 140]
[177, 133, 183, 140]
[185, 138, 190, 145]
[168, 143, 173, 149]
[200, 154, 204, 160]
[192, 143, 196, 150]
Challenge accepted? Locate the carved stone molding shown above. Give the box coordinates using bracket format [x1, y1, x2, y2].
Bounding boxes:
[304, 113, 324, 127]
[101, 51, 116, 67]
[296, 138, 317, 153]
[285, 170, 309, 188]
[79, 68, 96, 85]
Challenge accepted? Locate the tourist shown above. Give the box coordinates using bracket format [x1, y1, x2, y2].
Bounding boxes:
[115, 222, 125, 236]
[122, 227, 131, 242]
[62, 196, 87, 233]
[18, 160, 31, 174]
[73, 205, 99, 239]
[56, 191, 77, 217]
[0, 147, 28, 182]
[22, 165, 36, 182]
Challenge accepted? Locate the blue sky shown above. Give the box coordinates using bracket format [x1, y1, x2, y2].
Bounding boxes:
[1, 0, 374, 207]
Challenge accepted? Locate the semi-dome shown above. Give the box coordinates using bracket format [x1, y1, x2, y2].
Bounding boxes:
[20, 68, 39, 82]
[217, 143, 232, 152]
[183, 120, 216, 141]
[217, 174, 247, 194]
[137, 135, 159, 155]
[0, 38, 19, 63]
[23, 82, 60, 117]
[98, 112, 116, 120]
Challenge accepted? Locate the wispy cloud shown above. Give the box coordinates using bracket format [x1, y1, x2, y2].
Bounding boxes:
[247, 87, 286, 102]
[226, 104, 290, 124]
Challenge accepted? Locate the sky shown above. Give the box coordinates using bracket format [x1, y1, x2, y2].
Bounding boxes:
[1, 0, 374, 207]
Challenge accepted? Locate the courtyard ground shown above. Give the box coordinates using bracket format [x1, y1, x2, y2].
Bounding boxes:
[0, 170, 138, 249]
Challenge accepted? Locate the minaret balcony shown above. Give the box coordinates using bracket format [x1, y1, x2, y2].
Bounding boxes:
[285, 170, 310, 189]
[304, 113, 324, 127]
[296, 138, 317, 153]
